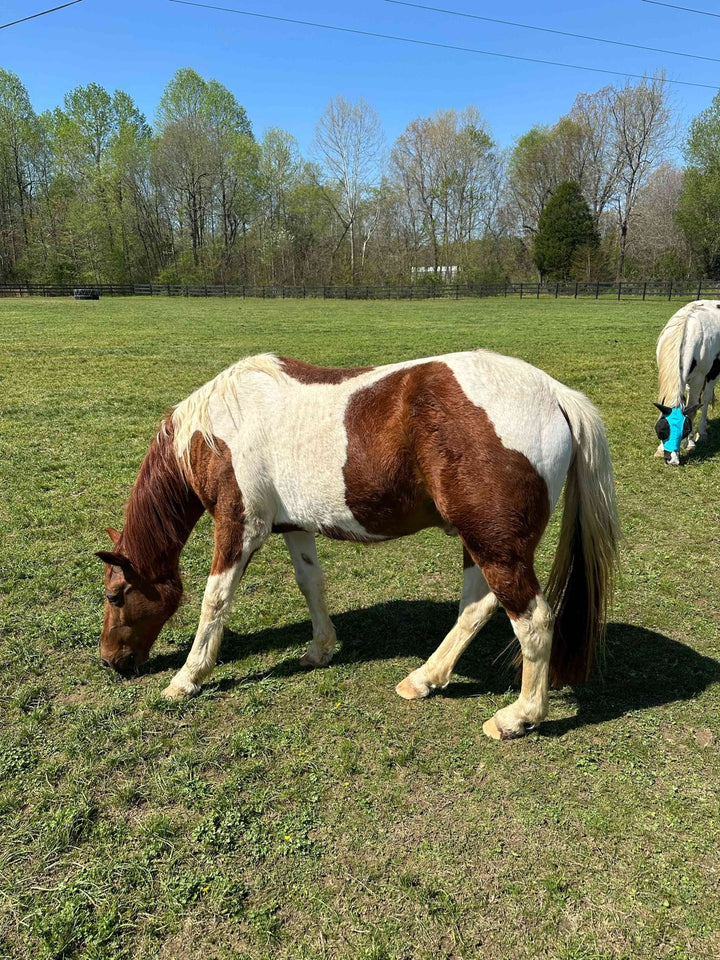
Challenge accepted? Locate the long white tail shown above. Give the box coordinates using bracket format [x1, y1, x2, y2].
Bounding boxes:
[545, 387, 620, 685]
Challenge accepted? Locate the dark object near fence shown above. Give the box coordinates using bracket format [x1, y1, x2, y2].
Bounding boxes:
[73, 288, 100, 300]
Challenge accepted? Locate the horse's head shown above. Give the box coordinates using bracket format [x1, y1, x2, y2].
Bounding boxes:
[96, 528, 182, 676]
[653, 402, 699, 466]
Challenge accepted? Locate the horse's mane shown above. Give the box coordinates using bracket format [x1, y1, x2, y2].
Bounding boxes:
[657, 303, 695, 407]
[120, 421, 203, 581]
[172, 353, 284, 464]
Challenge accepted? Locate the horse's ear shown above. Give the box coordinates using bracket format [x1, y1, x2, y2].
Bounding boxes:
[95, 551, 138, 580]
[654, 402, 672, 415]
[683, 403, 700, 418]
[105, 527, 121, 545]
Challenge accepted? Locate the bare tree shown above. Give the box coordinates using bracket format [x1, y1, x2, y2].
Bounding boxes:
[609, 76, 675, 279]
[391, 106, 500, 274]
[313, 96, 385, 282]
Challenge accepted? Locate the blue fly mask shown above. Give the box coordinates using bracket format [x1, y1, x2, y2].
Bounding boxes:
[654, 402, 698, 465]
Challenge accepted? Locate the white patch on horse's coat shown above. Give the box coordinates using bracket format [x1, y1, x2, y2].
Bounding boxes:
[170, 350, 575, 539]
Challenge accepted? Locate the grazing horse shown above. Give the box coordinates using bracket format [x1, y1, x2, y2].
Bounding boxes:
[97, 350, 618, 740]
[655, 300, 720, 465]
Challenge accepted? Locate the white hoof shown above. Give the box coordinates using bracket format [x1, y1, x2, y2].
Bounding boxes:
[162, 679, 201, 699]
[396, 670, 432, 700]
[300, 649, 333, 668]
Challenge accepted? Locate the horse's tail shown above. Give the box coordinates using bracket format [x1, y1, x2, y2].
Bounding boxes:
[545, 387, 620, 686]
[657, 304, 691, 407]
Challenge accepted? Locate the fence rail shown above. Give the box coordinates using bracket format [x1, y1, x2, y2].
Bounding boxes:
[2, 279, 720, 301]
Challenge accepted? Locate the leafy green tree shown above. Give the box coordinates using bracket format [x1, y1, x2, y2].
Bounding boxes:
[532, 180, 599, 281]
[677, 91, 720, 278]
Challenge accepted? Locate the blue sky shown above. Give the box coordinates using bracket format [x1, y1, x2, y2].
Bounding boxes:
[3, 0, 719, 157]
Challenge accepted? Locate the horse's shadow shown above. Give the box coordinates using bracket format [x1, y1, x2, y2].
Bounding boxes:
[149, 600, 720, 734]
[686, 415, 720, 463]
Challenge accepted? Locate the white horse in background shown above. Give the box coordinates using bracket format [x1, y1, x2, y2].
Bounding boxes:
[655, 300, 720, 464]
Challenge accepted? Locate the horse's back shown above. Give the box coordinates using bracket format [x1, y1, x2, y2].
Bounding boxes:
[184, 349, 574, 541]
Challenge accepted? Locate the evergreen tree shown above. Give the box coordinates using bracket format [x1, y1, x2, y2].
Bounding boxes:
[532, 180, 598, 281]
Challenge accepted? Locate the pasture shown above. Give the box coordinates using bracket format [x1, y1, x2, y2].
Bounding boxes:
[1, 295, 719, 960]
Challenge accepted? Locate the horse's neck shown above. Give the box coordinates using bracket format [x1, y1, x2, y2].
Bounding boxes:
[122, 433, 205, 581]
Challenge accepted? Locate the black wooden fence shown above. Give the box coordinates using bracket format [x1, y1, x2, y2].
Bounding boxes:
[2, 279, 720, 301]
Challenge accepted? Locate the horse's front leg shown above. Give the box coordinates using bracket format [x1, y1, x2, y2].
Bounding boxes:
[396, 554, 499, 699]
[283, 531, 337, 667]
[163, 519, 267, 699]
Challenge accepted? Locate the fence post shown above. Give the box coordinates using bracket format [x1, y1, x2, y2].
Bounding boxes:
[595, 282, 600, 300]
[643, 282, 647, 301]
[519, 283, 523, 299]
[617, 282, 622, 301]
[668, 280, 673, 301]
[555, 282, 559, 299]
[697, 280, 703, 300]
[574, 282, 578, 299]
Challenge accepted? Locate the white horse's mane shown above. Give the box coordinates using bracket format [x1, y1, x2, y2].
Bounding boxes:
[657, 302, 694, 407]
[171, 353, 285, 463]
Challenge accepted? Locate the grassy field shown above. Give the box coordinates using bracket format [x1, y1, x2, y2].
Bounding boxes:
[1, 295, 719, 960]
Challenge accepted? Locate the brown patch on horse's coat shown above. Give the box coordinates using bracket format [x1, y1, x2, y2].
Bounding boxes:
[187, 433, 247, 576]
[343, 362, 550, 616]
[279, 356, 374, 384]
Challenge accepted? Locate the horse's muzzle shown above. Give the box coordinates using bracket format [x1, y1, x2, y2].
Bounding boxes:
[101, 651, 139, 677]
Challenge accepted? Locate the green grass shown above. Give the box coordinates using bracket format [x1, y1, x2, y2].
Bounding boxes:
[1, 295, 719, 960]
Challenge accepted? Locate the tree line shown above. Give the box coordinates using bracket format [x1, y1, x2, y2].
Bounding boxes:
[1, 66, 718, 287]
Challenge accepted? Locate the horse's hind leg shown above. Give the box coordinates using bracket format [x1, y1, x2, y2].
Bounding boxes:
[396, 550, 499, 699]
[482, 588, 554, 741]
[283, 531, 337, 667]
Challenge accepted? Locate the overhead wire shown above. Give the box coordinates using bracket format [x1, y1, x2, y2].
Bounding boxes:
[168, 1, 718, 90]
[641, 0, 720, 17]
[0, 0, 83, 31]
[385, 0, 720, 64]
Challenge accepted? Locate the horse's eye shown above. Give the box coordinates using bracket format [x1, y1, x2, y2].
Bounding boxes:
[105, 591, 123, 606]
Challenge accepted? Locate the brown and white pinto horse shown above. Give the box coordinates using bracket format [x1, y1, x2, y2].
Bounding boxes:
[97, 350, 618, 739]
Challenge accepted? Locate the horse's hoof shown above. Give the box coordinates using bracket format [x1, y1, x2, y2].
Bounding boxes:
[396, 671, 431, 700]
[162, 680, 200, 700]
[300, 649, 333, 668]
[483, 717, 503, 739]
[483, 716, 532, 740]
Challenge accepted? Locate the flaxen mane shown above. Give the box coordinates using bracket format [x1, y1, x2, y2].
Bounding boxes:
[657, 302, 692, 408]
[172, 353, 284, 464]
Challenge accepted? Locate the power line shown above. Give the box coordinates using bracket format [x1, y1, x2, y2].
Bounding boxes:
[0, 0, 83, 31]
[386, 0, 720, 64]
[641, 0, 720, 17]
[168, 1, 718, 90]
